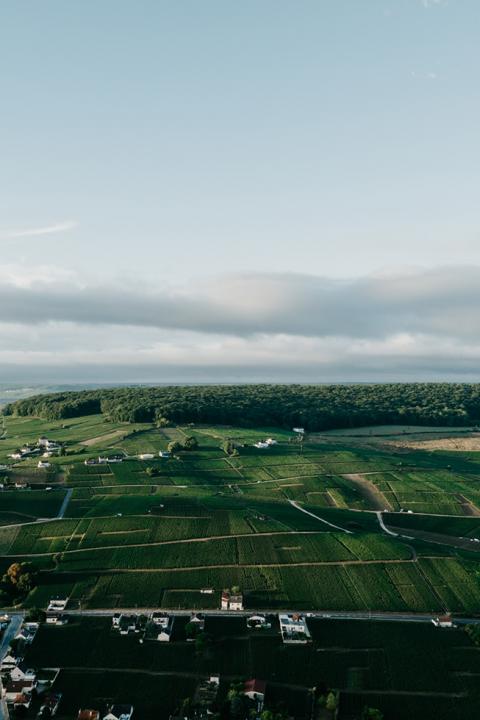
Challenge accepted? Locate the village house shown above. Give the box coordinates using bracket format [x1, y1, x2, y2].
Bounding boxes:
[192, 676, 220, 717]
[9, 664, 36, 684]
[78, 710, 100, 720]
[38, 461, 51, 469]
[38, 692, 62, 717]
[189, 613, 205, 630]
[13, 691, 33, 710]
[15, 622, 39, 644]
[432, 614, 454, 628]
[159, 451, 171, 458]
[46, 611, 68, 625]
[138, 453, 154, 460]
[118, 615, 138, 635]
[244, 679, 266, 709]
[254, 442, 270, 449]
[103, 704, 134, 720]
[292, 427, 305, 434]
[246, 614, 271, 630]
[1, 653, 19, 671]
[149, 612, 174, 641]
[221, 590, 244, 611]
[48, 598, 68, 612]
[279, 613, 311, 643]
[3, 678, 36, 704]
[265, 438, 277, 445]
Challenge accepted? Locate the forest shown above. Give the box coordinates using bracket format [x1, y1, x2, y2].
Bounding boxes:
[3, 383, 480, 431]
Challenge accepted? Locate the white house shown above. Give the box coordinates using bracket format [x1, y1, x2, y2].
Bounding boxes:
[279, 613, 311, 643]
[159, 451, 171, 458]
[151, 612, 174, 641]
[292, 428, 305, 434]
[221, 590, 243, 611]
[138, 453, 154, 460]
[10, 665, 36, 684]
[48, 598, 68, 612]
[432, 614, 454, 628]
[38, 461, 51, 469]
[254, 442, 270, 449]
[1, 654, 19, 671]
[265, 438, 277, 445]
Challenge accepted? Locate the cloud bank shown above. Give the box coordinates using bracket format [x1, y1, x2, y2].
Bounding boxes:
[0, 265, 478, 381]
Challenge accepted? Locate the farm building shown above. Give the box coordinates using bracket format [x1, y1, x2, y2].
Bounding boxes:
[221, 590, 244, 611]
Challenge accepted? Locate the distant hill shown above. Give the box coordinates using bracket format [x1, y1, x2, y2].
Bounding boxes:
[3, 383, 480, 432]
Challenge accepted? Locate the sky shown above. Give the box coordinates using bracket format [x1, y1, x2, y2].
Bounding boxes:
[0, 0, 479, 383]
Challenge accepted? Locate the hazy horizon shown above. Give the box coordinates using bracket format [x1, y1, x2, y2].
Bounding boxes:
[1, 0, 479, 382]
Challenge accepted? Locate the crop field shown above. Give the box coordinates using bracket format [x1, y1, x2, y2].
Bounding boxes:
[1, 414, 480, 615]
[21, 615, 480, 720]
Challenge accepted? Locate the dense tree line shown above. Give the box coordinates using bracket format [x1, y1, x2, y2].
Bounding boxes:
[4, 383, 480, 431]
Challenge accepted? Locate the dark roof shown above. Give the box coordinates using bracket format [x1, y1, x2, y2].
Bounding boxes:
[244, 679, 266, 695]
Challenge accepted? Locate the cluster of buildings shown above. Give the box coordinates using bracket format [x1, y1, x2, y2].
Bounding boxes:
[170, 676, 266, 720]
[221, 590, 244, 611]
[253, 438, 278, 449]
[9, 436, 63, 467]
[1, 618, 42, 710]
[112, 611, 176, 642]
[84, 450, 171, 465]
[84, 454, 124, 466]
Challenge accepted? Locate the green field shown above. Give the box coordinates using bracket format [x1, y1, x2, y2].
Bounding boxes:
[1, 415, 480, 613]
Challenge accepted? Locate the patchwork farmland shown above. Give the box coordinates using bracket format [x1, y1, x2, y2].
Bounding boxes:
[0, 414, 479, 614]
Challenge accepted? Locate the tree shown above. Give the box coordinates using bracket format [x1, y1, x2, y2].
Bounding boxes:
[7, 563, 23, 585]
[325, 692, 337, 712]
[221, 440, 235, 455]
[156, 416, 170, 428]
[167, 441, 182, 453]
[17, 573, 33, 593]
[183, 436, 198, 451]
[26, 607, 46, 622]
[145, 466, 159, 477]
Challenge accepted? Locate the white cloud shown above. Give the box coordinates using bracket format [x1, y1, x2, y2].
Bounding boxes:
[421, 0, 447, 8]
[0, 221, 77, 240]
[411, 70, 437, 80]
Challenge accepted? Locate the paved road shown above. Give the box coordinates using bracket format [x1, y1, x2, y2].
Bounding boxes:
[57, 488, 73, 519]
[65, 607, 480, 624]
[289, 500, 353, 534]
[0, 613, 24, 720]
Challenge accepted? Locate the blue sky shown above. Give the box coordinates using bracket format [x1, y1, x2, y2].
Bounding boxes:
[0, 0, 479, 382]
